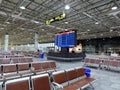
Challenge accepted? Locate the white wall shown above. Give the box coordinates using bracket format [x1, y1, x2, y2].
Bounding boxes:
[14, 43, 55, 52]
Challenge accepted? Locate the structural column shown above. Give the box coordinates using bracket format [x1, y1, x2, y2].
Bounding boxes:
[4, 34, 9, 51]
[0, 0, 2, 4]
[35, 32, 39, 50]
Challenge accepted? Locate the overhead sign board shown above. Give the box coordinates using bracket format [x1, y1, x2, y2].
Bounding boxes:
[46, 12, 66, 25]
[55, 30, 76, 47]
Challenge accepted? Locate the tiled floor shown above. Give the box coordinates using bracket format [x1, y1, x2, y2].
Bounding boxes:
[33, 56, 120, 90]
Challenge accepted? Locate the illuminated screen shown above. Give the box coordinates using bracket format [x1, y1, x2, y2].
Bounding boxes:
[55, 30, 76, 47]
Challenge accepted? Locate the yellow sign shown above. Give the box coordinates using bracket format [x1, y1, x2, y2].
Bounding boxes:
[46, 12, 66, 25]
[38, 39, 42, 43]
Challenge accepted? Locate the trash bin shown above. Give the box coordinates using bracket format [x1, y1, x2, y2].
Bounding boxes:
[40, 53, 44, 60]
[84, 68, 91, 78]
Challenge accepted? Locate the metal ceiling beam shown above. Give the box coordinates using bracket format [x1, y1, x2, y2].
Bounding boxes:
[0, 11, 26, 20]
[110, 26, 120, 29]
[4, 0, 25, 22]
[0, 11, 43, 31]
[0, 0, 119, 44]
[113, 0, 120, 8]
[83, 1, 111, 30]
[67, 0, 112, 18]
[82, 12, 99, 22]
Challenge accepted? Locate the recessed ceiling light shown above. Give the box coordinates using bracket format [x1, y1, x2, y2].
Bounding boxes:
[111, 6, 117, 10]
[65, 5, 70, 10]
[87, 29, 90, 31]
[42, 29, 44, 31]
[110, 29, 113, 32]
[65, 29, 68, 31]
[20, 6, 26, 10]
[56, 27, 61, 30]
[6, 22, 10, 24]
[20, 28, 25, 30]
[95, 22, 99, 24]
[65, 22, 68, 24]
[32, 20, 39, 24]
[1, 28, 4, 29]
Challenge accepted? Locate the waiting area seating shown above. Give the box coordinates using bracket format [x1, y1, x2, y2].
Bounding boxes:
[31, 74, 52, 90]
[0, 61, 58, 82]
[2, 64, 20, 80]
[0, 57, 33, 64]
[5, 77, 30, 90]
[0, 65, 3, 80]
[84, 57, 120, 71]
[0, 55, 24, 58]
[3, 67, 95, 90]
[52, 67, 95, 90]
[11, 50, 41, 58]
[4, 74, 51, 90]
[17, 63, 33, 77]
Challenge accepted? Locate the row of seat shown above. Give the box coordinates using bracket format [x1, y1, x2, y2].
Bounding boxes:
[52, 67, 95, 90]
[0, 61, 57, 81]
[12, 51, 41, 57]
[86, 56, 120, 61]
[3, 67, 95, 90]
[0, 57, 33, 64]
[99, 56, 120, 61]
[84, 58, 120, 71]
[0, 55, 24, 58]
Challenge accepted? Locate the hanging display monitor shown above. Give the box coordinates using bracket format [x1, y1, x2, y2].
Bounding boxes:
[55, 30, 77, 47]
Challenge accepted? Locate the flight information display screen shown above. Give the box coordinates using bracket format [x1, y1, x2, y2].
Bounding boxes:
[55, 30, 76, 47]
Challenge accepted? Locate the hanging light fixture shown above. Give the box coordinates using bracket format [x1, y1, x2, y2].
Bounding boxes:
[95, 22, 99, 24]
[20, 6, 26, 10]
[111, 6, 117, 10]
[65, 5, 70, 10]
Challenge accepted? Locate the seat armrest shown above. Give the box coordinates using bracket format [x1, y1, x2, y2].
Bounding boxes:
[30, 67, 36, 75]
[52, 82, 63, 89]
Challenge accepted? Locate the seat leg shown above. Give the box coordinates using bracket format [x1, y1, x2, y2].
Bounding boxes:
[80, 88, 82, 90]
[89, 83, 94, 89]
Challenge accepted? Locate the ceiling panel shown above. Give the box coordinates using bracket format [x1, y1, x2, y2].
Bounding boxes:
[0, 0, 120, 45]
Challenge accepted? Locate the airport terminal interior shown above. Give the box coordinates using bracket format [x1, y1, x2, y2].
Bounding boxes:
[0, 0, 120, 90]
